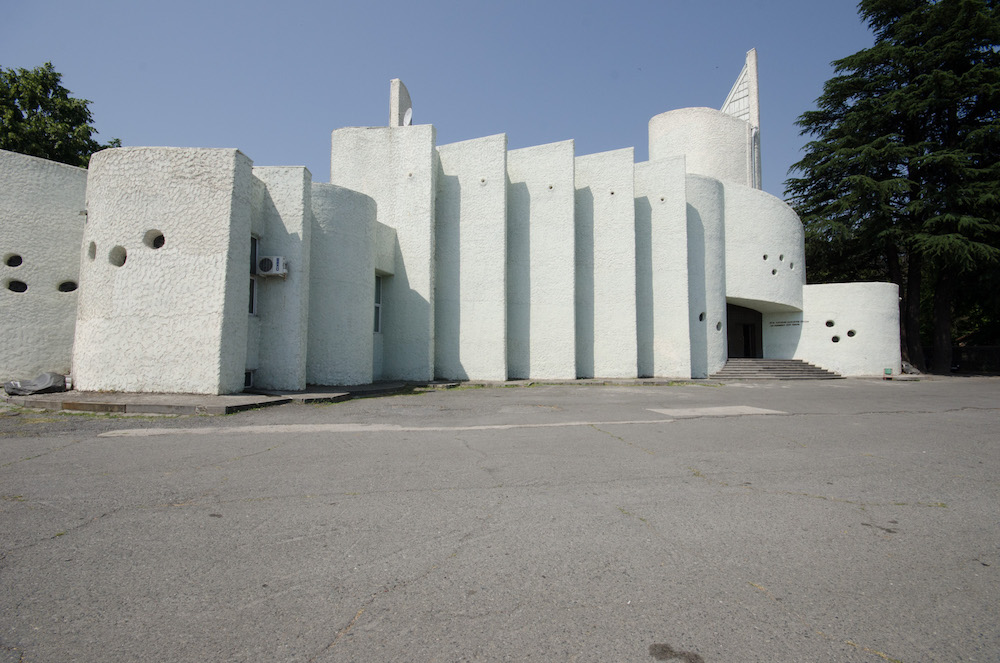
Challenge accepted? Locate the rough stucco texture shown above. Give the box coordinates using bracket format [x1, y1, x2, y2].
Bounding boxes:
[575, 148, 637, 378]
[331, 126, 436, 382]
[650, 108, 757, 188]
[764, 282, 902, 376]
[435, 134, 507, 381]
[506, 141, 577, 380]
[685, 174, 727, 378]
[251, 167, 311, 391]
[74, 147, 251, 394]
[0, 150, 86, 381]
[723, 184, 804, 312]
[635, 157, 691, 378]
[308, 183, 376, 386]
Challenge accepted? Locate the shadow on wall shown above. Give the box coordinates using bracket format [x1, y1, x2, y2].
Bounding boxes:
[686, 202, 707, 377]
[435, 172, 463, 379]
[575, 186, 595, 378]
[384, 233, 431, 381]
[506, 179, 530, 379]
[635, 196, 653, 377]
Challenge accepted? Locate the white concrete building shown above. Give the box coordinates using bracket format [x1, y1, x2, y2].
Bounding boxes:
[0, 52, 901, 393]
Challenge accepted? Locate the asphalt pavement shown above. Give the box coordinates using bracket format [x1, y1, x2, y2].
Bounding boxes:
[1, 378, 997, 662]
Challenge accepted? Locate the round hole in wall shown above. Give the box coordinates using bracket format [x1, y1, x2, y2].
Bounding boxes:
[779, 254, 784, 261]
[88, 242, 96, 260]
[407, 172, 413, 178]
[847, 329, 856, 337]
[548, 185, 553, 190]
[480, 177, 486, 184]
[698, 312, 705, 322]
[5, 254, 23, 267]
[610, 191, 615, 195]
[109, 245, 127, 267]
[832, 336, 841, 343]
[659, 196, 665, 202]
[826, 320, 835, 327]
[7, 280, 27, 293]
[58, 281, 78, 292]
[143, 230, 165, 249]
[771, 269, 777, 275]
[716, 321, 723, 331]
[763, 254, 768, 260]
[789, 262, 794, 269]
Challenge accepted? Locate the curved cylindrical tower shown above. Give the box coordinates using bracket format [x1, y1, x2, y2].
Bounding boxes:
[649, 108, 761, 188]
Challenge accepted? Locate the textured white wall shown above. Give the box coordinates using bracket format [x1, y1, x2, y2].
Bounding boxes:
[251, 167, 312, 390]
[331, 126, 436, 381]
[575, 148, 637, 378]
[506, 140, 577, 380]
[435, 134, 508, 380]
[308, 183, 376, 385]
[0, 150, 86, 381]
[685, 174, 728, 378]
[74, 147, 251, 394]
[723, 184, 804, 312]
[764, 282, 901, 376]
[650, 108, 759, 188]
[635, 157, 691, 378]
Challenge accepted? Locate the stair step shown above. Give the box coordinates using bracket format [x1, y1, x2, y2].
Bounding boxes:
[710, 358, 842, 380]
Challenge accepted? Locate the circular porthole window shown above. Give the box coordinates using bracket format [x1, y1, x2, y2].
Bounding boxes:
[143, 230, 165, 249]
[771, 269, 777, 275]
[716, 321, 722, 331]
[779, 254, 784, 261]
[109, 245, 127, 267]
[847, 330, 856, 337]
[698, 312, 705, 322]
[58, 281, 78, 292]
[763, 254, 768, 260]
[826, 320, 835, 327]
[7, 280, 27, 293]
[5, 254, 22, 267]
[832, 336, 841, 343]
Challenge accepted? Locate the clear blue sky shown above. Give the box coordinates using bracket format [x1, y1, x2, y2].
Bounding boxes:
[3, 0, 875, 198]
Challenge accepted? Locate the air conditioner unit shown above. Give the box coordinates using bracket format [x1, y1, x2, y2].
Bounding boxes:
[257, 256, 287, 277]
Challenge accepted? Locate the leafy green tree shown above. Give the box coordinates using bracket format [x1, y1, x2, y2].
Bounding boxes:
[0, 62, 119, 167]
[786, 0, 1000, 373]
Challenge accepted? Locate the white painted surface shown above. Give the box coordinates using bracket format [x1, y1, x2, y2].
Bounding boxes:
[649, 108, 759, 188]
[721, 49, 760, 130]
[74, 147, 251, 394]
[575, 148, 637, 378]
[635, 157, 691, 378]
[435, 134, 508, 380]
[250, 167, 311, 390]
[723, 184, 804, 312]
[0, 150, 86, 381]
[331, 125, 437, 381]
[390, 79, 412, 127]
[764, 282, 901, 376]
[506, 140, 577, 380]
[685, 174, 727, 378]
[308, 183, 376, 385]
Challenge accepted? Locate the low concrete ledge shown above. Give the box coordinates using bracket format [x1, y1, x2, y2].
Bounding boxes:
[3, 392, 291, 415]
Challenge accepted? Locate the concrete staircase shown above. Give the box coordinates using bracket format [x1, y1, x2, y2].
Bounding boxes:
[710, 358, 842, 380]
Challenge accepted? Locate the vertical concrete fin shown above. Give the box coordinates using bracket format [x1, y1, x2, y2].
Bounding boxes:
[506, 140, 577, 380]
[435, 134, 508, 381]
[574, 148, 637, 379]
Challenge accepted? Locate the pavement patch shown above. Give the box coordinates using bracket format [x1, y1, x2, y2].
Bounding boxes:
[647, 405, 786, 418]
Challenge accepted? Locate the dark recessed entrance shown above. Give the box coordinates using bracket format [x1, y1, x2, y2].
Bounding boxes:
[727, 304, 763, 358]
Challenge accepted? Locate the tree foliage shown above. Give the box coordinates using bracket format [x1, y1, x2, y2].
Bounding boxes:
[0, 62, 118, 168]
[786, 0, 1000, 373]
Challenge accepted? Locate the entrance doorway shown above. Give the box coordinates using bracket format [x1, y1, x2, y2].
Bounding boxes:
[727, 304, 763, 358]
